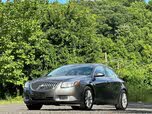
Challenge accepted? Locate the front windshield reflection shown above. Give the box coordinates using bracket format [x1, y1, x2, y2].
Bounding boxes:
[47, 65, 94, 77]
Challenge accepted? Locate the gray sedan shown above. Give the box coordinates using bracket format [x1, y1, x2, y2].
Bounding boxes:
[24, 64, 128, 110]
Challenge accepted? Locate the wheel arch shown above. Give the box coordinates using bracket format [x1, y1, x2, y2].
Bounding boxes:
[121, 88, 127, 94]
[120, 82, 128, 94]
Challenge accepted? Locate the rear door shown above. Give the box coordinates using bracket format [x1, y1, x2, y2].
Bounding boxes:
[105, 67, 121, 104]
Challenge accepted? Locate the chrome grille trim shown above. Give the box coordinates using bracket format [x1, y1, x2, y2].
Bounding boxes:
[30, 81, 59, 91]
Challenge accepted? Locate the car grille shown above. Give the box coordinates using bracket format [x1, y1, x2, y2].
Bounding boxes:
[31, 81, 59, 91]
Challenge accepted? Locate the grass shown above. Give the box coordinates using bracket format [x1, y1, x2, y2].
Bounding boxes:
[0, 96, 23, 104]
[127, 84, 152, 103]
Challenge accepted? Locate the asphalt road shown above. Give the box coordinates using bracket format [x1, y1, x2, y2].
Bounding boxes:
[0, 103, 152, 114]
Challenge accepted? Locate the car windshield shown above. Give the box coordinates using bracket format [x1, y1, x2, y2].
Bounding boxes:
[47, 65, 94, 77]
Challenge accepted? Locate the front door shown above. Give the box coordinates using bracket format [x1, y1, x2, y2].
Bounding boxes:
[93, 66, 111, 103]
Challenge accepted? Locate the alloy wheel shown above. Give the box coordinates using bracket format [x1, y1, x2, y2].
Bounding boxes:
[84, 89, 93, 108]
[122, 93, 127, 108]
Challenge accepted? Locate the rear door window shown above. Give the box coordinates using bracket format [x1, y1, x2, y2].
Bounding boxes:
[105, 68, 117, 78]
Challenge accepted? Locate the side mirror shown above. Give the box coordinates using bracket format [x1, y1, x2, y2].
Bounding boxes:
[94, 73, 104, 77]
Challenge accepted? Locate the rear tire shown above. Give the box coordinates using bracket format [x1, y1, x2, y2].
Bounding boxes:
[115, 90, 128, 110]
[26, 104, 42, 110]
[71, 106, 81, 110]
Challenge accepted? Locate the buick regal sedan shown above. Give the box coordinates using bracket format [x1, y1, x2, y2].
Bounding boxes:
[24, 64, 128, 110]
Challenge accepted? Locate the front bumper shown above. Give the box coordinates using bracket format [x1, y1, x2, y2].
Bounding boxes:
[24, 82, 83, 105]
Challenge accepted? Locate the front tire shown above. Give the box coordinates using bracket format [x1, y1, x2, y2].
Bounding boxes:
[26, 104, 42, 110]
[115, 90, 128, 110]
[80, 86, 94, 110]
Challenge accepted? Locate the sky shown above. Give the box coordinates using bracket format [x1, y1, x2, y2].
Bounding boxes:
[1, 0, 150, 4]
[145, 0, 150, 3]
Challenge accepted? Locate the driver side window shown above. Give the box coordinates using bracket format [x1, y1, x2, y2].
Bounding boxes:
[94, 66, 105, 76]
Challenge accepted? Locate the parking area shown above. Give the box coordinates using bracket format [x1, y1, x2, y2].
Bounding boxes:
[0, 103, 152, 114]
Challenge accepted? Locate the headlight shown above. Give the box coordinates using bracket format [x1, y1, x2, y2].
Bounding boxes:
[61, 81, 80, 88]
[24, 82, 30, 88]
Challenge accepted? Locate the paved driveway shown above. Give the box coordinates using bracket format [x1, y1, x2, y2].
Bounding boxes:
[0, 103, 152, 114]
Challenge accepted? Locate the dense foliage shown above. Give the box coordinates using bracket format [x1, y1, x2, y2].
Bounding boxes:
[0, 0, 152, 102]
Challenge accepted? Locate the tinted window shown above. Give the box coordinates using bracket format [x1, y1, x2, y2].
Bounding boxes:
[94, 66, 105, 75]
[105, 68, 117, 78]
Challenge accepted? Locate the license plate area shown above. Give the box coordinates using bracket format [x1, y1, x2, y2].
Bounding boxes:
[31, 92, 46, 99]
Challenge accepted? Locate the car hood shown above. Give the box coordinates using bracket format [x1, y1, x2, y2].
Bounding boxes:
[31, 75, 91, 83]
